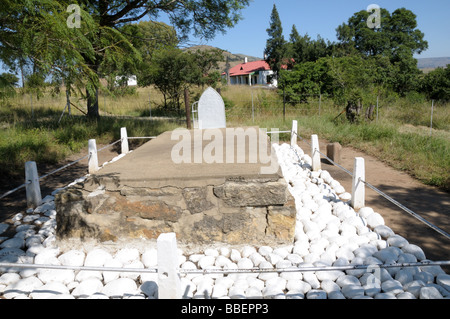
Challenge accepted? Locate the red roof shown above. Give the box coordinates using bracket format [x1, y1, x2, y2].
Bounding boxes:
[228, 60, 271, 77]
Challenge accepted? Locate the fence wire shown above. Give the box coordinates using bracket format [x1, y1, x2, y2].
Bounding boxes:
[1, 260, 449, 276]
[0, 138, 122, 200]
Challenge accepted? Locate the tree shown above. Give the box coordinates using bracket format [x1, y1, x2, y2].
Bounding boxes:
[336, 7, 428, 58]
[78, 0, 250, 119]
[336, 7, 428, 95]
[1, 0, 250, 119]
[0, 0, 98, 109]
[142, 48, 195, 110]
[421, 66, 450, 101]
[187, 48, 224, 88]
[264, 4, 286, 79]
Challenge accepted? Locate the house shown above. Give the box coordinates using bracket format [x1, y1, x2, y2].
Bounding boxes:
[115, 75, 137, 87]
[225, 58, 277, 87]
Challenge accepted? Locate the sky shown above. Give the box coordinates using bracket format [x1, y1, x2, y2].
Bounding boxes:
[182, 0, 450, 59]
[1, 0, 448, 75]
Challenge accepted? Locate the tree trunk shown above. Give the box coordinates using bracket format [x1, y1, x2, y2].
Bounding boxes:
[87, 87, 100, 119]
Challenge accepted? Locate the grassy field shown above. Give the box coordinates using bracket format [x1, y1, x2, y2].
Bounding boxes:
[0, 85, 449, 191]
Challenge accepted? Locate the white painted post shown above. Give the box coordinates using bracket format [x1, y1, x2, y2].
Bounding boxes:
[311, 134, 321, 171]
[157, 233, 182, 299]
[25, 161, 42, 208]
[88, 139, 99, 174]
[351, 157, 365, 210]
[291, 120, 298, 147]
[121, 127, 129, 154]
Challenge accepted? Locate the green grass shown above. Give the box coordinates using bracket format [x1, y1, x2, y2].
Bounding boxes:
[0, 114, 180, 182]
[223, 86, 449, 191]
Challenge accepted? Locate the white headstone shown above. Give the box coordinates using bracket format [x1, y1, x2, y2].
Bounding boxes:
[198, 87, 226, 130]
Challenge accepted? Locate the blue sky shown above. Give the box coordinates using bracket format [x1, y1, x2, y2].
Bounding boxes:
[1, 0, 448, 75]
[188, 0, 450, 59]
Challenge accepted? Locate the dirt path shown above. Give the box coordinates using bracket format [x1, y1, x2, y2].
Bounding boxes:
[296, 137, 450, 264]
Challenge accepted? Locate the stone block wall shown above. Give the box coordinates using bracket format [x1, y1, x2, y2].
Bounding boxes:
[55, 175, 296, 246]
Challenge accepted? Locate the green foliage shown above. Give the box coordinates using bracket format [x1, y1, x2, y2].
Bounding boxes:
[264, 4, 286, 76]
[421, 66, 450, 101]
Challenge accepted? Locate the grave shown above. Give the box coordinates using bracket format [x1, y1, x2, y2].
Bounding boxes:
[197, 87, 227, 130]
[55, 128, 296, 246]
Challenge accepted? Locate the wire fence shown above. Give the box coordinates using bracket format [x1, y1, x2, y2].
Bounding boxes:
[1, 260, 450, 276]
[0, 132, 156, 202]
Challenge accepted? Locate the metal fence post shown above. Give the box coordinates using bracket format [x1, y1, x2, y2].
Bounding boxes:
[157, 233, 182, 299]
[121, 127, 129, 154]
[88, 139, 99, 174]
[311, 134, 321, 172]
[25, 161, 42, 208]
[291, 120, 298, 147]
[351, 157, 365, 210]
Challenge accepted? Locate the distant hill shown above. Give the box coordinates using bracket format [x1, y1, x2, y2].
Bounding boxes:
[183, 45, 262, 72]
[417, 57, 450, 71]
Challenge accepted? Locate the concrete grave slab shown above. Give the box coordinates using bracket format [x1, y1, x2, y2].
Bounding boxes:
[55, 128, 296, 246]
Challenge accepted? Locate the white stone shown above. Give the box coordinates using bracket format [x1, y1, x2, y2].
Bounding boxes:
[373, 225, 395, 239]
[366, 213, 385, 228]
[328, 291, 345, 299]
[247, 252, 265, 267]
[230, 249, 241, 262]
[102, 258, 123, 283]
[30, 282, 70, 299]
[306, 289, 327, 299]
[115, 248, 140, 264]
[237, 257, 253, 269]
[0, 224, 9, 235]
[397, 292, 416, 299]
[85, 249, 113, 267]
[3, 277, 43, 299]
[419, 286, 443, 299]
[198, 255, 216, 269]
[302, 272, 320, 289]
[342, 284, 365, 299]
[228, 286, 246, 299]
[38, 267, 75, 285]
[401, 244, 426, 260]
[58, 250, 85, 267]
[373, 247, 401, 263]
[258, 246, 273, 257]
[72, 278, 104, 298]
[381, 279, 403, 295]
[101, 278, 138, 298]
[395, 268, 415, 286]
[142, 248, 158, 267]
[358, 207, 374, 219]
[387, 235, 409, 248]
[211, 283, 229, 299]
[374, 292, 396, 299]
[245, 286, 263, 299]
[320, 280, 341, 294]
[120, 260, 144, 280]
[404, 280, 426, 298]
[0, 273, 21, 288]
[436, 274, 450, 292]
[0, 237, 24, 249]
